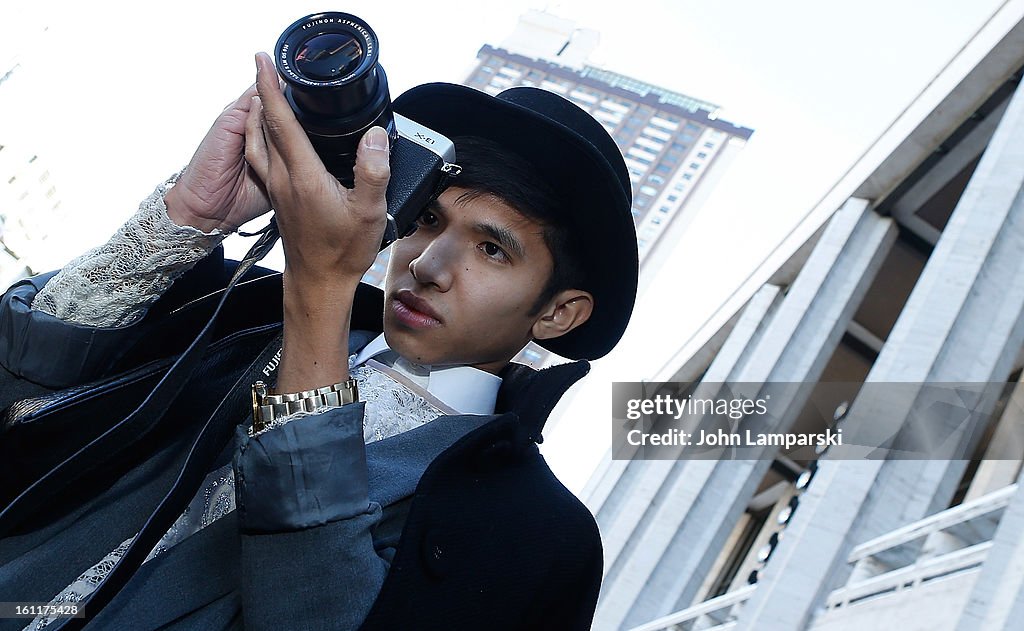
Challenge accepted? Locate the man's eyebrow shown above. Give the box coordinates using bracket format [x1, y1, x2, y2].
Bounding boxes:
[476, 222, 527, 259]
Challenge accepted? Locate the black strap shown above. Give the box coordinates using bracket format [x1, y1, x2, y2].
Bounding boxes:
[54, 330, 283, 630]
[0, 221, 282, 628]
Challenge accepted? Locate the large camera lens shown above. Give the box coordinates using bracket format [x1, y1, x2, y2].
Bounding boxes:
[275, 12, 397, 186]
[294, 33, 363, 81]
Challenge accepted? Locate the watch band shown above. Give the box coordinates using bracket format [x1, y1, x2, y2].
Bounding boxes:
[251, 379, 359, 433]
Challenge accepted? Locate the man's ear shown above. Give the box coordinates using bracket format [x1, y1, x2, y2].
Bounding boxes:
[532, 289, 594, 341]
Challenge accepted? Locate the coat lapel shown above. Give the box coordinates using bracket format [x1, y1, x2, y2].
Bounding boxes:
[365, 413, 494, 507]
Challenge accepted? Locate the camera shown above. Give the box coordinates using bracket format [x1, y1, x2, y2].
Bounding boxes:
[275, 12, 460, 247]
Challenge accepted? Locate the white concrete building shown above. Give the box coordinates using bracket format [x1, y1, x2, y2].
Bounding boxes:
[586, 1, 1024, 629]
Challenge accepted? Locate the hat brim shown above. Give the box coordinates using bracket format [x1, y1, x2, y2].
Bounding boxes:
[393, 83, 638, 360]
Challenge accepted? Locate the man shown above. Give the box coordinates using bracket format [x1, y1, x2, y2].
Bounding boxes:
[0, 51, 637, 630]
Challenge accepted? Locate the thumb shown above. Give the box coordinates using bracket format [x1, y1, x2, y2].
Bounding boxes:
[352, 126, 391, 208]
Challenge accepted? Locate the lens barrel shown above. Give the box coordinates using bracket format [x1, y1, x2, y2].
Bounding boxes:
[275, 12, 397, 185]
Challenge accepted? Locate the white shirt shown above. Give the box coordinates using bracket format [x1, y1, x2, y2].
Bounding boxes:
[351, 333, 503, 415]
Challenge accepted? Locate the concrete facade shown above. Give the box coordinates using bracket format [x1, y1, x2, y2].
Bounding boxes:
[590, 2, 1024, 629]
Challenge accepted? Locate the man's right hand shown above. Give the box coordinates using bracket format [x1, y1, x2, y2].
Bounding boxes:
[164, 84, 273, 233]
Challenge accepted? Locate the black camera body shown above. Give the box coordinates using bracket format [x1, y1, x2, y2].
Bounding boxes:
[275, 12, 459, 248]
[377, 114, 457, 246]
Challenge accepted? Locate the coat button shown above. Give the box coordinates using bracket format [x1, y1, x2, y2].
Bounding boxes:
[421, 529, 449, 579]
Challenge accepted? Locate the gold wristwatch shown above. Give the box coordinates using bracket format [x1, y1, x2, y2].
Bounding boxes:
[251, 379, 359, 433]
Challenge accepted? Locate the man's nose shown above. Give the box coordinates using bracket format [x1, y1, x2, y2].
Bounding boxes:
[409, 235, 455, 291]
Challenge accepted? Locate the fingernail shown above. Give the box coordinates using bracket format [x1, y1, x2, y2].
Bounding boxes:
[364, 127, 389, 151]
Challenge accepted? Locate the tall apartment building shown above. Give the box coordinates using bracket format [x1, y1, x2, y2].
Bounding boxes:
[587, 2, 1024, 629]
[364, 12, 752, 287]
[465, 45, 753, 266]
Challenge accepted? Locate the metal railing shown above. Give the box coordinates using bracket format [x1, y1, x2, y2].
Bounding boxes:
[825, 483, 1015, 609]
[628, 584, 756, 631]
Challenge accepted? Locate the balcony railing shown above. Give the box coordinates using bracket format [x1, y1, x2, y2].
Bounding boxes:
[814, 484, 1015, 627]
[626, 485, 1016, 631]
[628, 584, 756, 631]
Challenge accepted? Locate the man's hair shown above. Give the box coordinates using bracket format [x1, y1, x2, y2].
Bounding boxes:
[448, 135, 587, 315]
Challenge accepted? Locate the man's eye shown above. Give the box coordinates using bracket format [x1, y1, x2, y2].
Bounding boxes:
[417, 212, 439, 227]
[481, 242, 507, 259]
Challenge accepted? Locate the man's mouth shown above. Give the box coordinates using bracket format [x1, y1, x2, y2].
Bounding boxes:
[390, 290, 443, 329]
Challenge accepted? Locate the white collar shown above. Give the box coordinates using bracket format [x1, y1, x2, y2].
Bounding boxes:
[351, 333, 502, 415]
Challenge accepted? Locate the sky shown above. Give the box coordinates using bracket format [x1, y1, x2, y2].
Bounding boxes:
[0, 0, 1009, 491]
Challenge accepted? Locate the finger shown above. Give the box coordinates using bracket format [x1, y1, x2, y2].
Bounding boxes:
[351, 127, 392, 213]
[254, 51, 317, 169]
[244, 96, 270, 183]
[224, 83, 259, 112]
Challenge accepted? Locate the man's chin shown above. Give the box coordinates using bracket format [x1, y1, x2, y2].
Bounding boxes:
[382, 322, 440, 364]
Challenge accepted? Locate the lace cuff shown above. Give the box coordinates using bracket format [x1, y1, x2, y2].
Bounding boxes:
[31, 171, 227, 328]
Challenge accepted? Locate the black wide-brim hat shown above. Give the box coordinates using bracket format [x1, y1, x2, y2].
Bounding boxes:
[393, 83, 638, 360]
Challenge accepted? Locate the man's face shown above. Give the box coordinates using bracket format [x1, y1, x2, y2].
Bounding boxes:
[383, 187, 554, 374]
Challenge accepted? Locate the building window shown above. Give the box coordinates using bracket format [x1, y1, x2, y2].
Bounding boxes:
[650, 116, 679, 131]
[655, 164, 671, 174]
[648, 175, 665, 185]
[659, 205, 671, 213]
[541, 80, 569, 94]
[651, 217, 662, 225]
[28, 155, 37, 163]
[643, 127, 672, 142]
[689, 162, 700, 170]
[704, 141, 715, 149]
[697, 152, 707, 159]
[682, 173, 693, 180]
[626, 149, 651, 163]
[601, 99, 630, 114]
[634, 137, 664, 152]
[569, 89, 598, 105]
[667, 194, 678, 202]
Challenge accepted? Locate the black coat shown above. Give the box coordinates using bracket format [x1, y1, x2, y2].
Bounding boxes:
[0, 249, 603, 630]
